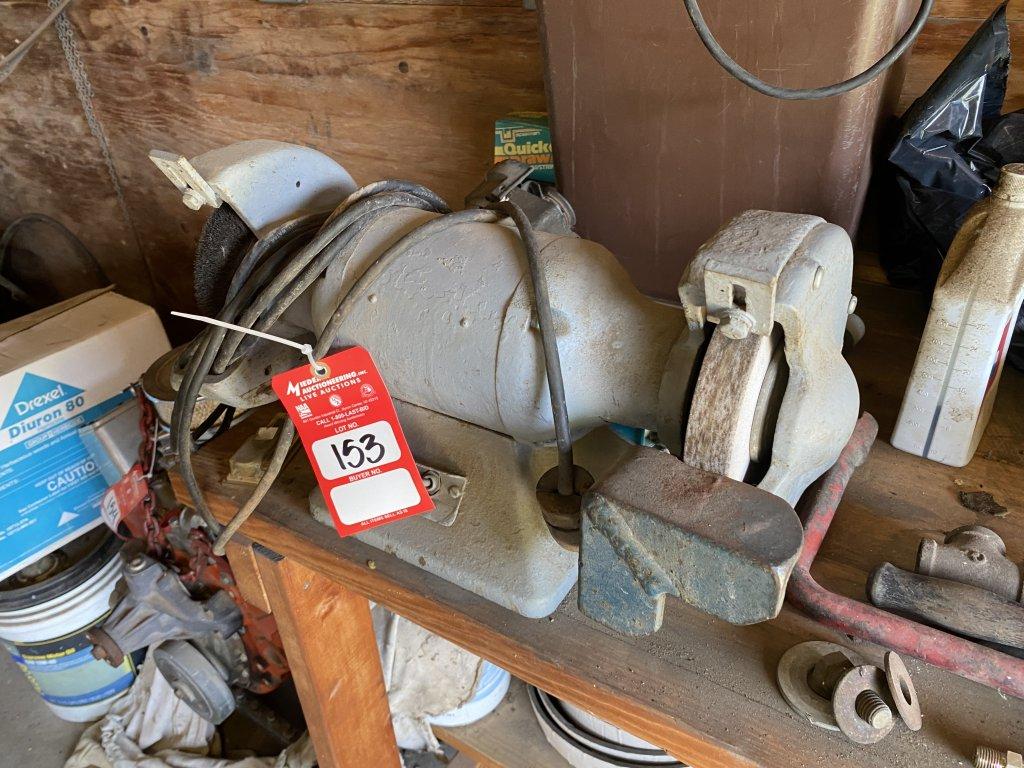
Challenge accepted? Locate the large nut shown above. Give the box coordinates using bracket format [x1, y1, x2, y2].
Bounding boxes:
[833, 665, 895, 745]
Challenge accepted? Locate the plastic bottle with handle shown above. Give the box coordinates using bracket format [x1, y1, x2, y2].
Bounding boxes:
[892, 163, 1024, 467]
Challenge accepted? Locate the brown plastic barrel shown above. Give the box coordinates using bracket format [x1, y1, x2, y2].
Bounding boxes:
[537, 0, 917, 298]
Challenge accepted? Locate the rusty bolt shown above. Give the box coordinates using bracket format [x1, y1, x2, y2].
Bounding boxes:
[975, 746, 1024, 768]
[855, 690, 893, 729]
[719, 309, 754, 340]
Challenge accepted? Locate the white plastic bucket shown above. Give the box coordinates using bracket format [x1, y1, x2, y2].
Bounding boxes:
[0, 531, 136, 722]
[428, 661, 511, 728]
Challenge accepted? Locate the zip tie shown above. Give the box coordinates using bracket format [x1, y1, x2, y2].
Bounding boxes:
[171, 311, 328, 375]
[146, 413, 159, 479]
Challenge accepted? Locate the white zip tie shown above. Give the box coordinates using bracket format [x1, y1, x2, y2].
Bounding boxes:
[146, 412, 159, 479]
[171, 311, 327, 375]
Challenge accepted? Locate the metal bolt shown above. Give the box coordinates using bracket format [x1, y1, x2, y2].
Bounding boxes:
[128, 556, 146, 572]
[367, 559, 377, 570]
[976, 746, 1024, 768]
[459, 316, 471, 328]
[719, 309, 754, 340]
[447, 484, 462, 499]
[368, 293, 378, 304]
[181, 189, 204, 210]
[854, 690, 893, 729]
[420, 470, 440, 495]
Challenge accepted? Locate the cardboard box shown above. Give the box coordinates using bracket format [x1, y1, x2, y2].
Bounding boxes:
[0, 290, 170, 580]
[494, 112, 555, 183]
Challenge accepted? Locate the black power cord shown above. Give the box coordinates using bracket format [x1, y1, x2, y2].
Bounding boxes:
[173, 179, 577, 553]
[491, 200, 575, 497]
[682, 0, 934, 100]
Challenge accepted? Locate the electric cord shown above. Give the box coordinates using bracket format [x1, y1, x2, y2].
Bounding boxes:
[682, 0, 934, 100]
[0, 0, 75, 83]
[174, 181, 576, 554]
[490, 200, 576, 496]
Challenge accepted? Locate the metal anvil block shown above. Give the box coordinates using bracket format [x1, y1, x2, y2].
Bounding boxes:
[579, 446, 803, 635]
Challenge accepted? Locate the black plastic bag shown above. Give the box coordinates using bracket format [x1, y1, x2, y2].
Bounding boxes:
[883, 2, 1024, 367]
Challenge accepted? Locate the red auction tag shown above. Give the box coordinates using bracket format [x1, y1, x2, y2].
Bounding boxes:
[100, 464, 150, 535]
[272, 346, 434, 537]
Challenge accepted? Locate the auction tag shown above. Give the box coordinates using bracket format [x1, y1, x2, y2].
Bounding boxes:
[100, 464, 150, 535]
[272, 346, 434, 536]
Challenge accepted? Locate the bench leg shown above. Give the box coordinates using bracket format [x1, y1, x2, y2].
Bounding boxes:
[255, 546, 401, 768]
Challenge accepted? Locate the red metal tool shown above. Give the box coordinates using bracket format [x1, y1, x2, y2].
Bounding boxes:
[786, 413, 1024, 699]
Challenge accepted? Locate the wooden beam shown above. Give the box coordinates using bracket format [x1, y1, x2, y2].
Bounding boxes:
[255, 546, 401, 768]
[223, 538, 273, 613]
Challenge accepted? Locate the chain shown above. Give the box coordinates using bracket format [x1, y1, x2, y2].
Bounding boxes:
[47, 0, 155, 293]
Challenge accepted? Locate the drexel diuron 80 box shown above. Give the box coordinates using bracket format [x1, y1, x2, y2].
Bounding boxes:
[0, 290, 170, 580]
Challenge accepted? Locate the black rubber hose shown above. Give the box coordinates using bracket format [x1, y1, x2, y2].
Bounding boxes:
[0, 213, 109, 303]
[491, 201, 576, 496]
[682, 0, 933, 100]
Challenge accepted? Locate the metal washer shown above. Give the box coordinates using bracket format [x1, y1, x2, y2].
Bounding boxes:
[776, 640, 865, 731]
[885, 651, 922, 731]
[833, 665, 894, 745]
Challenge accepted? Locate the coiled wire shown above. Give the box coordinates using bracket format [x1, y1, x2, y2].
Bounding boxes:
[172, 181, 576, 555]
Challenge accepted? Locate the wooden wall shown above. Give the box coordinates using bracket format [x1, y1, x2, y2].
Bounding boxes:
[0, 0, 546, 314]
[901, 0, 1024, 113]
[0, 0, 1020, 315]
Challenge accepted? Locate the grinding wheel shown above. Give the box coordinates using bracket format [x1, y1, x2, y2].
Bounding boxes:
[684, 326, 782, 480]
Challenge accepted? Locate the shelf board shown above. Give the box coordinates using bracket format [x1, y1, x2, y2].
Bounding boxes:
[175, 280, 1024, 768]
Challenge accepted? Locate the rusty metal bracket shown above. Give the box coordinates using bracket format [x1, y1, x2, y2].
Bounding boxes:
[578, 445, 803, 635]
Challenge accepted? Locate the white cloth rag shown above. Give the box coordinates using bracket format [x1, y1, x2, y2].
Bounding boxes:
[64, 649, 315, 768]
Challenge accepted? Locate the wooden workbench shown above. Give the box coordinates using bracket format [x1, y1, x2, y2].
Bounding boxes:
[172, 280, 1024, 767]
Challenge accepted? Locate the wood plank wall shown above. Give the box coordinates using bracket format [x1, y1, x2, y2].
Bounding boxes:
[0, 0, 546, 313]
[0, 0, 1020, 314]
[902, 0, 1024, 114]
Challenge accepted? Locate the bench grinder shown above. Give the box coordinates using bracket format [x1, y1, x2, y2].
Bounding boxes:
[146, 140, 860, 635]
